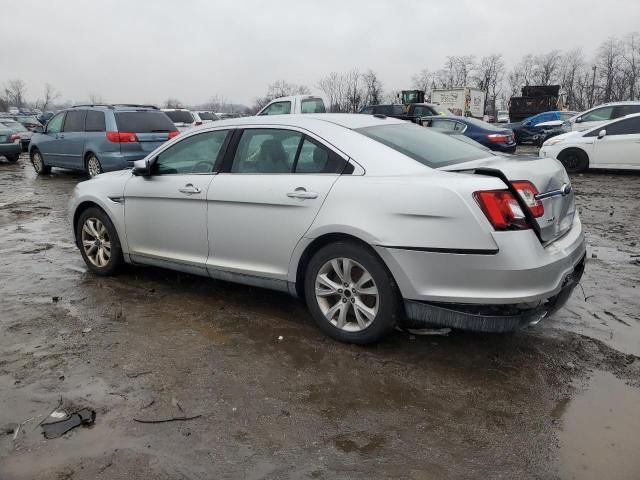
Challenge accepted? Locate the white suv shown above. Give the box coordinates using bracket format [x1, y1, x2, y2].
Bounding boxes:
[161, 108, 196, 131]
[193, 111, 219, 125]
[257, 95, 326, 116]
[567, 101, 640, 131]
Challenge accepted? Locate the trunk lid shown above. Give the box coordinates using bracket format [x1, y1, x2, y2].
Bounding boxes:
[442, 155, 576, 244]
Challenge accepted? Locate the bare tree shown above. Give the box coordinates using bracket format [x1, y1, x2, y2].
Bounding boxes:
[596, 37, 624, 102]
[164, 98, 183, 108]
[622, 32, 640, 100]
[318, 72, 347, 112]
[39, 83, 61, 112]
[89, 92, 105, 104]
[4, 79, 27, 108]
[361, 69, 383, 106]
[473, 54, 505, 115]
[533, 50, 562, 85]
[253, 80, 310, 110]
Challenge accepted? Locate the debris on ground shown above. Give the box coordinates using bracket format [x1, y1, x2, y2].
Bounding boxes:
[132, 414, 202, 424]
[82, 327, 92, 333]
[405, 327, 452, 336]
[41, 408, 96, 439]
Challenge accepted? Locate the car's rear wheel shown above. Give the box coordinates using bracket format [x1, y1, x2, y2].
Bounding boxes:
[304, 241, 400, 344]
[31, 150, 51, 174]
[86, 154, 102, 178]
[558, 149, 588, 173]
[76, 207, 123, 276]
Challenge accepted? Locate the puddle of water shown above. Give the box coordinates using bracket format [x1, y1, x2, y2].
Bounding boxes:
[558, 370, 640, 480]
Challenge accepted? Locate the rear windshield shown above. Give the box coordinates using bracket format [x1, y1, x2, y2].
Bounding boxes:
[164, 110, 194, 123]
[356, 123, 488, 168]
[115, 111, 177, 132]
[301, 99, 326, 113]
[0, 121, 28, 132]
[198, 112, 218, 121]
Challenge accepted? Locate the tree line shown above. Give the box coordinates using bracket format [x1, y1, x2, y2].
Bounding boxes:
[3, 31, 638, 116]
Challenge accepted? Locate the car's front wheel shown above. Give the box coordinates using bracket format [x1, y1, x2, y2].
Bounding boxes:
[304, 241, 400, 344]
[558, 149, 588, 173]
[76, 207, 123, 276]
[31, 149, 51, 174]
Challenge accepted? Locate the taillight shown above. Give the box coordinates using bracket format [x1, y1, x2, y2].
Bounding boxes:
[9, 134, 20, 141]
[106, 131, 139, 143]
[487, 134, 510, 143]
[194, 121, 203, 126]
[474, 190, 529, 230]
[167, 130, 180, 139]
[511, 180, 544, 218]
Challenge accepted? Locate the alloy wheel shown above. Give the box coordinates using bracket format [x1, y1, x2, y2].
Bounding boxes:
[32, 152, 43, 172]
[81, 217, 111, 267]
[314, 257, 379, 332]
[87, 156, 102, 178]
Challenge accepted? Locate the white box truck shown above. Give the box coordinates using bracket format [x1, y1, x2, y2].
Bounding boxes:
[430, 88, 486, 118]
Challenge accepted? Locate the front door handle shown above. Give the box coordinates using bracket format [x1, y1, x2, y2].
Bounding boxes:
[178, 183, 201, 195]
[57, 134, 65, 139]
[287, 187, 318, 200]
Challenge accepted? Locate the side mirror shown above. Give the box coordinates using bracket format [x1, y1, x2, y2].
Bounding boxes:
[575, 116, 582, 123]
[132, 158, 152, 176]
[33, 125, 44, 134]
[597, 129, 606, 139]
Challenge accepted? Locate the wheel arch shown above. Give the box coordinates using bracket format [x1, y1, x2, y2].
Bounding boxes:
[72, 200, 123, 250]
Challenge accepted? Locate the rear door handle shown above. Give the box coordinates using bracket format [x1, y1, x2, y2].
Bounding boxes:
[178, 183, 201, 195]
[57, 134, 64, 139]
[287, 188, 318, 199]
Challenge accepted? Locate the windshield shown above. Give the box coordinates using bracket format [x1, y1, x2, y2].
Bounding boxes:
[301, 98, 326, 113]
[0, 121, 28, 132]
[198, 112, 218, 121]
[115, 111, 177, 132]
[356, 123, 488, 168]
[163, 110, 194, 123]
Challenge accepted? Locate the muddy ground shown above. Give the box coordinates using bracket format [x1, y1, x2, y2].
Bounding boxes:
[1, 150, 639, 480]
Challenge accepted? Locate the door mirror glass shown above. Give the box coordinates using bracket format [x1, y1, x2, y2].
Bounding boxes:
[575, 116, 582, 123]
[132, 158, 151, 176]
[597, 129, 606, 139]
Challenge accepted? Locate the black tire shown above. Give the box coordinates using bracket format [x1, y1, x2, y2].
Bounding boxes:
[558, 149, 588, 173]
[31, 149, 51, 175]
[6, 154, 19, 163]
[86, 154, 103, 178]
[304, 241, 401, 344]
[76, 207, 124, 276]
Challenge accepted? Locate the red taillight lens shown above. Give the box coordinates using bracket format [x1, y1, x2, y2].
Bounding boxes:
[106, 131, 139, 143]
[487, 133, 510, 143]
[9, 134, 20, 141]
[474, 190, 529, 230]
[194, 121, 203, 126]
[167, 130, 180, 140]
[512, 180, 544, 218]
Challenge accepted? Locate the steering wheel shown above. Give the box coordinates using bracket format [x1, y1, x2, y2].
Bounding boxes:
[191, 161, 212, 174]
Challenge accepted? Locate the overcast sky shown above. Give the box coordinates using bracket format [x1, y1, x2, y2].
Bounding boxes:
[2, 0, 639, 107]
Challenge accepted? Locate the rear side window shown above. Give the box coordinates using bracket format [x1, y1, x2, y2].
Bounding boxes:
[430, 119, 456, 131]
[231, 129, 301, 173]
[115, 111, 176, 133]
[294, 137, 345, 173]
[85, 111, 106, 132]
[301, 99, 326, 113]
[164, 110, 194, 123]
[357, 123, 487, 168]
[375, 105, 405, 116]
[613, 104, 640, 118]
[259, 101, 292, 116]
[602, 116, 640, 135]
[63, 110, 86, 132]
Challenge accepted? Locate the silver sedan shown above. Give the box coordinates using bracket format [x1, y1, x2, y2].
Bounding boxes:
[69, 114, 586, 344]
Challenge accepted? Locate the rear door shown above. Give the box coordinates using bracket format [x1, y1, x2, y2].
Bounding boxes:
[123, 129, 230, 274]
[58, 109, 86, 169]
[206, 127, 348, 281]
[591, 116, 640, 168]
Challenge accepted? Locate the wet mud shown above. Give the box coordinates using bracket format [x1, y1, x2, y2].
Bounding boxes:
[1, 154, 639, 479]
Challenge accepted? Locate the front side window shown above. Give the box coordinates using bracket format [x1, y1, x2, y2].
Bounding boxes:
[300, 99, 326, 113]
[46, 112, 65, 134]
[231, 129, 301, 173]
[85, 111, 106, 132]
[294, 138, 345, 173]
[259, 101, 292, 116]
[154, 130, 228, 175]
[581, 106, 614, 122]
[63, 110, 86, 132]
[357, 123, 488, 168]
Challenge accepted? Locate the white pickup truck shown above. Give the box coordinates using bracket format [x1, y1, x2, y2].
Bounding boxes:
[257, 95, 326, 116]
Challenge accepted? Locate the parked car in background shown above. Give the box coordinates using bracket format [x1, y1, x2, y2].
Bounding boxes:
[161, 108, 197, 131]
[497, 110, 510, 123]
[10, 114, 42, 131]
[193, 111, 219, 125]
[505, 111, 576, 145]
[420, 115, 516, 153]
[540, 113, 640, 172]
[565, 101, 640, 132]
[38, 112, 54, 125]
[8, 107, 19, 114]
[359, 103, 452, 122]
[257, 95, 326, 115]
[0, 126, 21, 162]
[69, 113, 584, 344]
[29, 104, 179, 177]
[0, 119, 33, 151]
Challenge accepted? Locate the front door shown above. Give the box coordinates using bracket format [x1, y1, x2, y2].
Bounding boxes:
[592, 116, 640, 168]
[207, 127, 348, 282]
[123, 129, 230, 275]
[58, 109, 87, 169]
[37, 112, 65, 165]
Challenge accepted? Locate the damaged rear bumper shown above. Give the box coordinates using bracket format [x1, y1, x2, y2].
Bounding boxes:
[404, 253, 586, 333]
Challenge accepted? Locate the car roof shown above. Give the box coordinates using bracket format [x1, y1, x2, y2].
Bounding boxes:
[198, 113, 406, 130]
[266, 95, 323, 103]
[161, 108, 192, 112]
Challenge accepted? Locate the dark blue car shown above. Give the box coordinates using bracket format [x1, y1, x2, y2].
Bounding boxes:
[420, 116, 516, 153]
